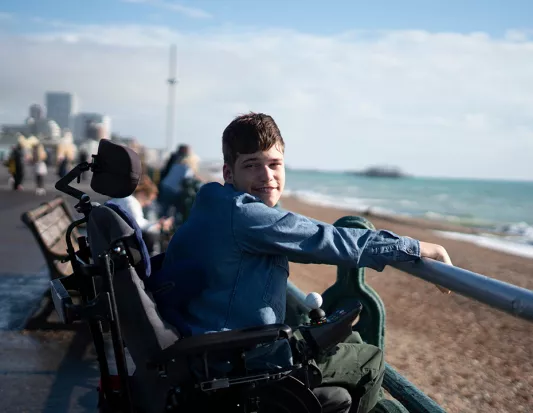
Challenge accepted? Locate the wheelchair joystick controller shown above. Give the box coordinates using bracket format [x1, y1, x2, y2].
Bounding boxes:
[298, 294, 363, 358]
[305, 292, 327, 325]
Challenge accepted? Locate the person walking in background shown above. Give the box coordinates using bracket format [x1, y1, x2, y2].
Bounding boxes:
[78, 149, 89, 181]
[32, 142, 48, 195]
[56, 130, 76, 179]
[9, 139, 26, 191]
[78, 123, 107, 181]
[5, 145, 17, 187]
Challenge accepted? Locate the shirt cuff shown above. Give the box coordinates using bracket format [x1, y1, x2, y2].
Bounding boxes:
[397, 236, 421, 259]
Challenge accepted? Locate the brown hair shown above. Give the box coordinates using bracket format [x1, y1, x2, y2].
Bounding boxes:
[134, 175, 159, 198]
[222, 112, 285, 167]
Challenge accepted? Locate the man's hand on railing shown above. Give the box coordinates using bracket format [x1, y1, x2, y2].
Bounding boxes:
[419, 242, 453, 294]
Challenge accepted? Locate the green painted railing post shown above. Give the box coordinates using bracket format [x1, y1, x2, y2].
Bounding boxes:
[321, 216, 386, 351]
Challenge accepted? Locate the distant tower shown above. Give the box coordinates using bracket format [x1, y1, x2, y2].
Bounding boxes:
[166, 44, 178, 153]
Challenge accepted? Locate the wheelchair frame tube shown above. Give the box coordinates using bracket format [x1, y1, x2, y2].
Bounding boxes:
[101, 253, 134, 412]
[391, 258, 533, 322]
[55, 161, 91, 201]
[66, 219, 115, 403]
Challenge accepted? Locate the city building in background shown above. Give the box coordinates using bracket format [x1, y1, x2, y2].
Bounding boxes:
[45, 92, 78, 131]
[29, 104, 44, 121]
[0, 89, 167, 167]
[73, 113, 111, 143]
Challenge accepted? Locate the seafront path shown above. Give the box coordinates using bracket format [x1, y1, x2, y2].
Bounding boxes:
[0, 167, 107, 412]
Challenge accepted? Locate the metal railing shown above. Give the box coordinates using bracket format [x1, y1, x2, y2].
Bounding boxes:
[392, 258, 533, 322]
[288, 258, 533, 412]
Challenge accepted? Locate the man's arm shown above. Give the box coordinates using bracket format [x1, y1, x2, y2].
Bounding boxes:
[231, 196, 421, 272]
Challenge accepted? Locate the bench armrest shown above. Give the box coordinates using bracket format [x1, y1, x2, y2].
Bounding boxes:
[50, 278, 77, 324]
[50, 276, 109, 323]
[149, 324, 292, 366]
[47, 250, 70, 261]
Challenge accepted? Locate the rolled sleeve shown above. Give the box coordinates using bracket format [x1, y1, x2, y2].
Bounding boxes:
[231, 195, 420, 272]
[397, 235, 420, 257]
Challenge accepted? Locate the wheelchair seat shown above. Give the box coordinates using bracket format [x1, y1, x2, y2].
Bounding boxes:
[84, 203, 322, 413]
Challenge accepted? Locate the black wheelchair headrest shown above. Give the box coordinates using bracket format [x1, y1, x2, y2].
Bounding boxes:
[90, 139, 142, 198]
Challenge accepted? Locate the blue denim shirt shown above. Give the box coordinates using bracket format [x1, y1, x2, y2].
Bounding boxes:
[158, 182, 420, 335]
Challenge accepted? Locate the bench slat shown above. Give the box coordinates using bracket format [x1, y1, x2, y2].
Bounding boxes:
[34, 208, 73, 248]
[21, 196, 80, 279]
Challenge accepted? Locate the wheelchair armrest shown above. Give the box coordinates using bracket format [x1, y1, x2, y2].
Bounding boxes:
[149, 323, 292, 367]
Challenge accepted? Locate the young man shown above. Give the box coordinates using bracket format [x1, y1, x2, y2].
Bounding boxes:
[158, 113, 452, 413]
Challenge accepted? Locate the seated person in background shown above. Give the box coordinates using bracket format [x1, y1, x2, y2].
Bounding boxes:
[157, 113, 453, 413]
[110, 175, 173, 256]
[159, 144, 188, 183]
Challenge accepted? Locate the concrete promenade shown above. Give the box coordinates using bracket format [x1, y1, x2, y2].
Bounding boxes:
[0, 166, 108, 412]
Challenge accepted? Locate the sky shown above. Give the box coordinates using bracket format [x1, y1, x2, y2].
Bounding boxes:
[0, 0, 532, 180]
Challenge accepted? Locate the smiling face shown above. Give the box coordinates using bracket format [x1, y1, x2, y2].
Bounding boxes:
[223, 144, 285, 207]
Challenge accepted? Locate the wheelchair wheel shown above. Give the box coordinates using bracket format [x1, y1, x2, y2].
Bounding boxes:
[246, 376, 321, 413]
[176, 377, 321, 413]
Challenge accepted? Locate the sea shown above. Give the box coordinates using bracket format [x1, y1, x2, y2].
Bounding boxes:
[282, 170, 533, 259]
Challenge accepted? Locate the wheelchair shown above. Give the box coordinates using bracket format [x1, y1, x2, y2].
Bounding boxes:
[49, 140, 365, 413]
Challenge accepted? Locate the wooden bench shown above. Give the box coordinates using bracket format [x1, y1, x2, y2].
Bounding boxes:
[21, 196, 82, 280]
[20, 196, 83, 329]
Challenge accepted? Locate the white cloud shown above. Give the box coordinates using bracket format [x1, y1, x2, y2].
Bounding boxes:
[464, 113, 489, 130]
[505, 29, 533, 43]
[121, 0, 212, 19]
[1, 24, 533, 180]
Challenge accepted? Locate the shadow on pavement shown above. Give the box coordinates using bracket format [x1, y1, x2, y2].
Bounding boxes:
[0, 325, 100, 413]
[41, 326, 99, 413]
